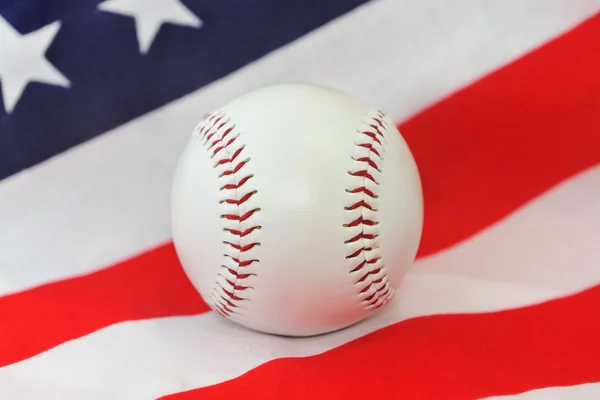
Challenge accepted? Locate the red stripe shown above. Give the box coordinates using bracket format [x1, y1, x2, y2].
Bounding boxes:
[0, 243, 209, 367]
[402, 12, 600, 257]
[165, 284, 600, 400]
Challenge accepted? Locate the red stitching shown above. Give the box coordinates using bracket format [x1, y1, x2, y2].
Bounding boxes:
[225, 226, 261, 237]
[220, 174, 253, 190]
[344, 216, 378, 228]
[224, 241, 260, 252]
[344, 200, 376, 211]
[219, 268, 256, 280]
[220, 190, 257, 205]
[348, 170, 377, 183]
[346, 246, 372, 259]
[346, 186, 378, 198]
[345, 109, 393, 310]
[345, 232, 378, 244]
[197, 111, 261, 317]
[357, 143, 381, 157]
[222, 208, 260, 222]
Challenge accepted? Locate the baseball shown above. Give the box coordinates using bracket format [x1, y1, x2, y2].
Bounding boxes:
[171, 83, 423, 337]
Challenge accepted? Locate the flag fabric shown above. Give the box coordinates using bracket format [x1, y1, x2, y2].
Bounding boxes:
[1, 0, 600, 398]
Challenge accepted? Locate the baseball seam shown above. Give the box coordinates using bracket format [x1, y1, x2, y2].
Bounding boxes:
[195, 111, 261, 318]
[345, 109, 394, 310]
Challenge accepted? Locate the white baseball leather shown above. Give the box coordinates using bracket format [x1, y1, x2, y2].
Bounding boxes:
[171, 83, 423, 337]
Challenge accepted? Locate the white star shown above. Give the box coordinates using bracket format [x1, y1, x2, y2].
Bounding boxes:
[98, 0, 202, 54]
[0, 18, 70, 113]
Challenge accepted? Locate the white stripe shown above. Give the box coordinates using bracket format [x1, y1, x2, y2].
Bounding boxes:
[1, 0, 599, 295]
[2, 164, 599, 399]
[481, 382, 600, 399]
[415, 166, 600, 297]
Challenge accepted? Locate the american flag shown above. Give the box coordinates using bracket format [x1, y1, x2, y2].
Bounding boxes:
[1, 0, 600, 398]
